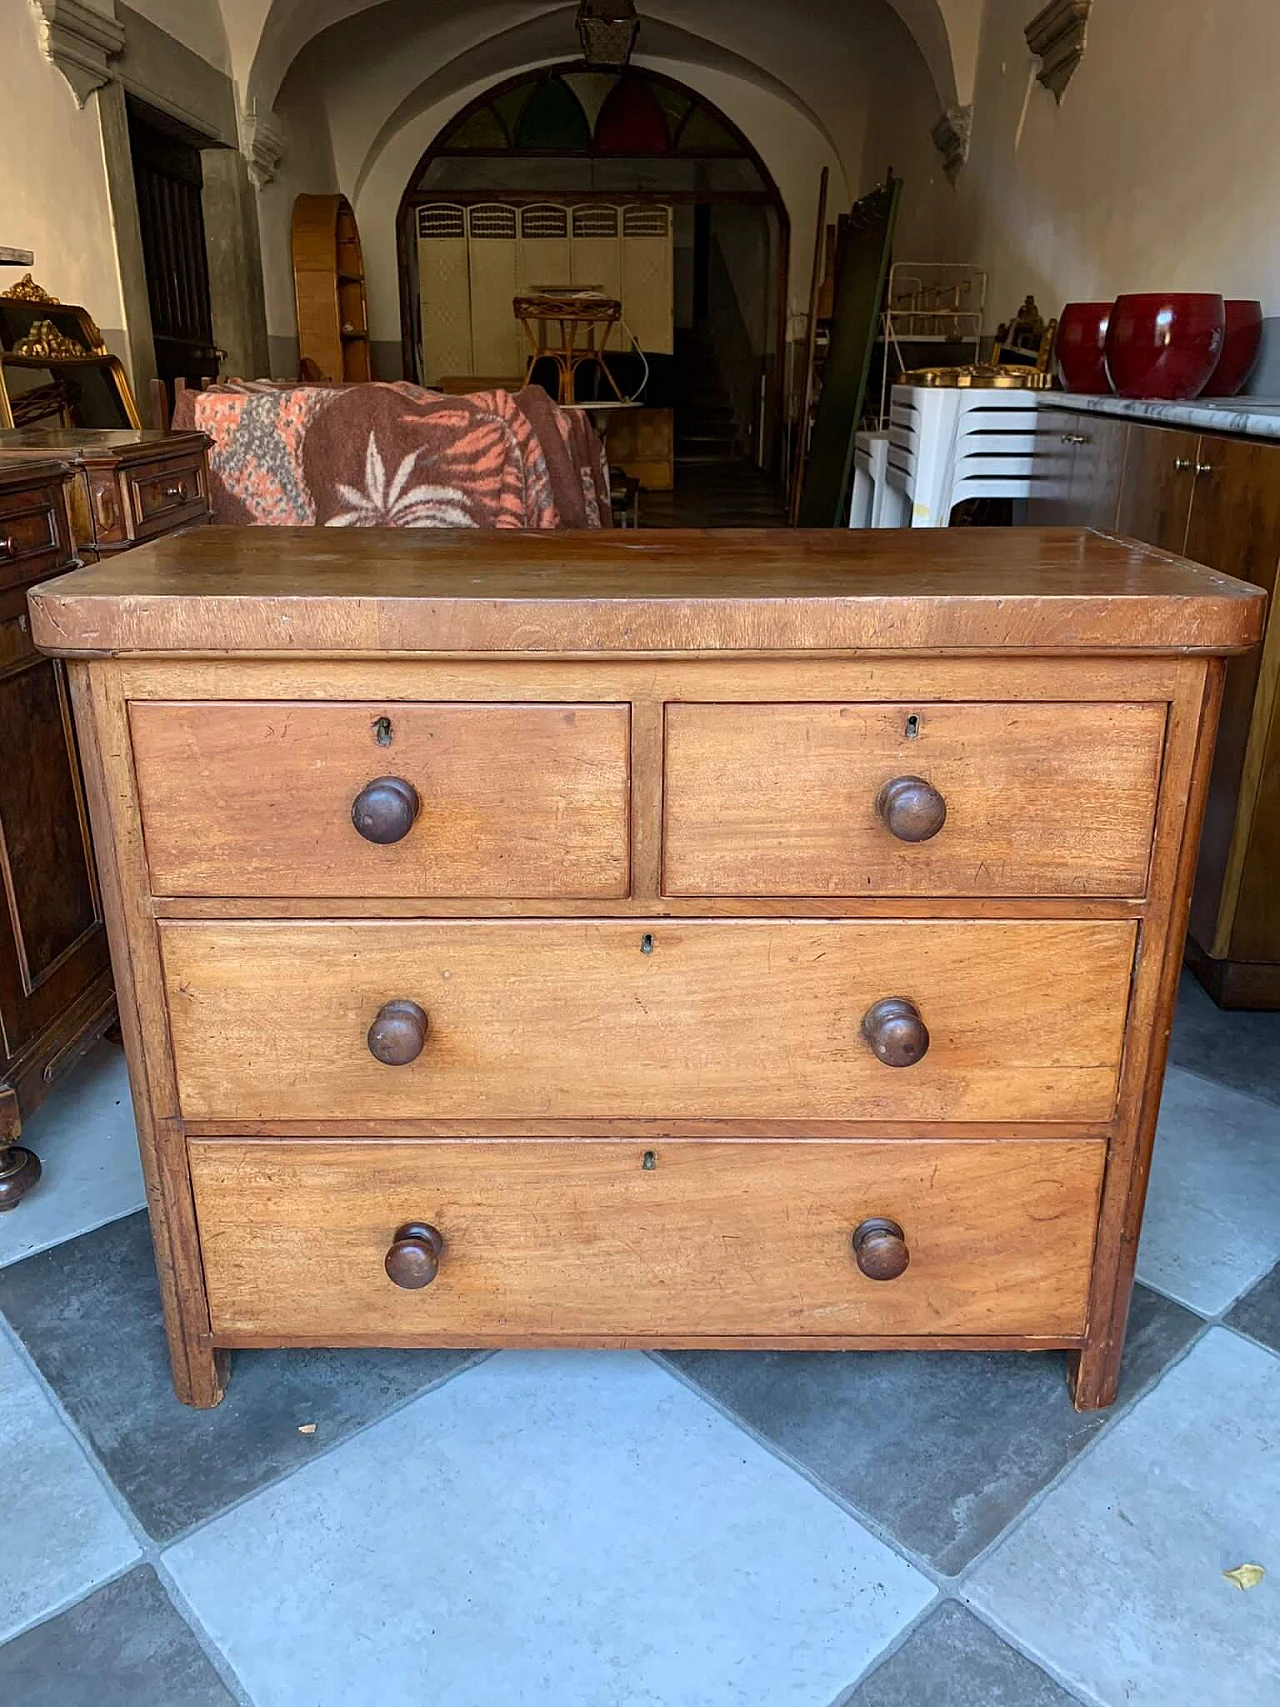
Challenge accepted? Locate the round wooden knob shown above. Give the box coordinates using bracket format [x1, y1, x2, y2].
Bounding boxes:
[861, 997, 929, 1067]
[367, 999, 428, 1066]
[877, 776, 946, 843]
[385, 1222, 443, 1289]
[852, 1217, 910, 1281]
[352, 776, 420, 844]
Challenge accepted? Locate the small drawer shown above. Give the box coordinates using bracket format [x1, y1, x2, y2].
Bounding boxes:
[189, 1136, 1105, 1341]
[663, 701, 1166, 897]
[131, 700, 632, 898]
[161, 918, 1136, 1124]
[0, 491, 66, 589]
[127, 455, 209, 539]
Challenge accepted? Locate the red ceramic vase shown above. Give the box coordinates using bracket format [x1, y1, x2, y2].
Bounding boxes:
[1057, 301, 1113, 393]
[1202, 299, 1263, 397]
[1104, 293, 1225, 400]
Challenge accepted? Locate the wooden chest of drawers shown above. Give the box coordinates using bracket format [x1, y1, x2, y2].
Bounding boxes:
[0, 429, 211, 560]
[29, 527, 1263, 1410]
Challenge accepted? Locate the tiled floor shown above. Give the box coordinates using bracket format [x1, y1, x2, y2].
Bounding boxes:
[1, 971, 1278, 1705]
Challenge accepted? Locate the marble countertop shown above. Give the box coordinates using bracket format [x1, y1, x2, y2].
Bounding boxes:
[1038, 392, 1280, 441]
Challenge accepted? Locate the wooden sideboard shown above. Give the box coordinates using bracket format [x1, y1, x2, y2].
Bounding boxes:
[1032, 405, 1280, 1007]
[29, 527, 1262, 1407]
[0, 429, 211, 561]
[0, 461, 114, 1207]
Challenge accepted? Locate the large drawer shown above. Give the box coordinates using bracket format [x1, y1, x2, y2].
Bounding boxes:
[161, 919, 1136, 1124]
[190, 1137, 1105, 1341]
[130, 700, 631, 898]
[663, 701, 1165, 897]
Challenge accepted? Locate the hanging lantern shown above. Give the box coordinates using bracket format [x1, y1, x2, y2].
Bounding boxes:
[576, 0, 640, 69]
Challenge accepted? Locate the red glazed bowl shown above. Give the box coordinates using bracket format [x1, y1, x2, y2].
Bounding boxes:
[1057, 301, 1113, 393]
[1202, 299, 1263, 396]
[1104, 293, 1225, 399]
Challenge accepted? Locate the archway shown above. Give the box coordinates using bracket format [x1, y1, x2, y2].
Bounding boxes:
[396, 62, 791, 479]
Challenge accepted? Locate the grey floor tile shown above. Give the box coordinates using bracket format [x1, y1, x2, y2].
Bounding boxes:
[664, 1284, 1199, 1576]
[167, 1349, 934, 1707]
[0, 1332, 139, 1643]
[845, 1601, 1078, 1706]
[0, 1043, 144, 1270]
[1137, 1065, 1280, 1314]
[0, 1566, 235, 1706]
[0, 1210, 484, 1542]
[966, 1329, 1280, 1706]
[1169, 969, 1280, 1106]
[1225, 1260, 1280, 1354]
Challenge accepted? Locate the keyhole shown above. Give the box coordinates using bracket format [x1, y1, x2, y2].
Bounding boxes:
[642, 1150, 657, 1170]
[640, 933, 654, 954]
[904, 714, 920, 740]
[373, 716, 393, 747]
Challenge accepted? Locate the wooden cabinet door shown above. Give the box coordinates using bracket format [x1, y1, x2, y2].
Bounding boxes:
[1181, 436, 1280, 959]
[0, 597, 110, 1072]
[1028, 411, 1128, 530]
[1066, 413, 1130, 532]
[1115, 422, 1200, 553]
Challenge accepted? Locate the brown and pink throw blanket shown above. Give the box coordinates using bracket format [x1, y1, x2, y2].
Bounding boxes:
[172, 380, 611, 529]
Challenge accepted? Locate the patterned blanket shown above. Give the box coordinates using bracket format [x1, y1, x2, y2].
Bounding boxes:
[172, 381, 611, 529]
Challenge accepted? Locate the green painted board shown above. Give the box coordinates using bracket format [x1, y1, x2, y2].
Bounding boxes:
[797, 177, 900, 528]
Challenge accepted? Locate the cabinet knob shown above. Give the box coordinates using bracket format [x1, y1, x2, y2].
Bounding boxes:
[0, 535, 14, 558]
[877, 776, 947, 843]
[352, 776, 420, 844]
[852, 1217, 910, 1281]
[1173, 457, 1195, 472]
[385, 1222, 443, 1289]
[367, 999, 428, 1066]
[861, 997, 930, 1067]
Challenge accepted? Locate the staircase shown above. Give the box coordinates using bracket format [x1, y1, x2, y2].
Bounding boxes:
[674, 323, 744, 465]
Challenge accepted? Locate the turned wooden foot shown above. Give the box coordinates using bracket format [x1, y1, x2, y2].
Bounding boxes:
[0, 1143, 42, 1211]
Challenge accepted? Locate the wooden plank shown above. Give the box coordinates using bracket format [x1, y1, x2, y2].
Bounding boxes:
[189, 1137, 1105, 1340]
[27, 527, 1265, 659]
[67, 661, 225, 1408]
[159, 918, 1137, 1125]
[1070, 656, 1222, 1409]
[129, 700, 631, 899]
[663, 700, 1165, 898]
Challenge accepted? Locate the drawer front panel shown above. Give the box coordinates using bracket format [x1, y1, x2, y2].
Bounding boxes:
[190, 1137, 1104, 1340]
[128, 455, 209, 538]
[663, 701, 1165, 897]
[0, 492, 64, 592]
[131, 701, 631, 898]
[161, 919, 1136, 1123]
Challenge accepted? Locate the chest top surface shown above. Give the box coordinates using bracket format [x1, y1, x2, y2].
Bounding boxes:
[26, 525, 1264, 659]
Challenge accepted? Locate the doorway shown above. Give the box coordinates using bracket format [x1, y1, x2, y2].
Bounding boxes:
[397, 65, 789, 498]
[126, 101, 221, 400]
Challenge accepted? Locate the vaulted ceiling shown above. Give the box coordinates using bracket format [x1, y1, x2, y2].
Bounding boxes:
[220, 0, 979, 118]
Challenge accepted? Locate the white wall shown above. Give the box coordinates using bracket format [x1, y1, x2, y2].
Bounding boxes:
[125, 0, 230, 70]
[0, 1, 126, 341]
[959, 0, 1280, 326]
[255, 57, 341, 364]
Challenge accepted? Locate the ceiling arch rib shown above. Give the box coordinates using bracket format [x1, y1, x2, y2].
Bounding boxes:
[347, 9, 842, 204]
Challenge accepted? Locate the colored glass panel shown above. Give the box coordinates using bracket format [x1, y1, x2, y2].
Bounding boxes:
[514, 77, 592, 150]
[595, 76, 669, 153]
[444, 105, 509, 151]
[676, 105, 740, 154]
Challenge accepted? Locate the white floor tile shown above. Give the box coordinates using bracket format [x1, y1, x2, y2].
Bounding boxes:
[0, 1332, 139, 1642]
[1137, 1066, 1280, 1314]
[0, 1044, 144, 1270]
[965, 1329, 1280, 1706]
[166, 1350, 934, 1707]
